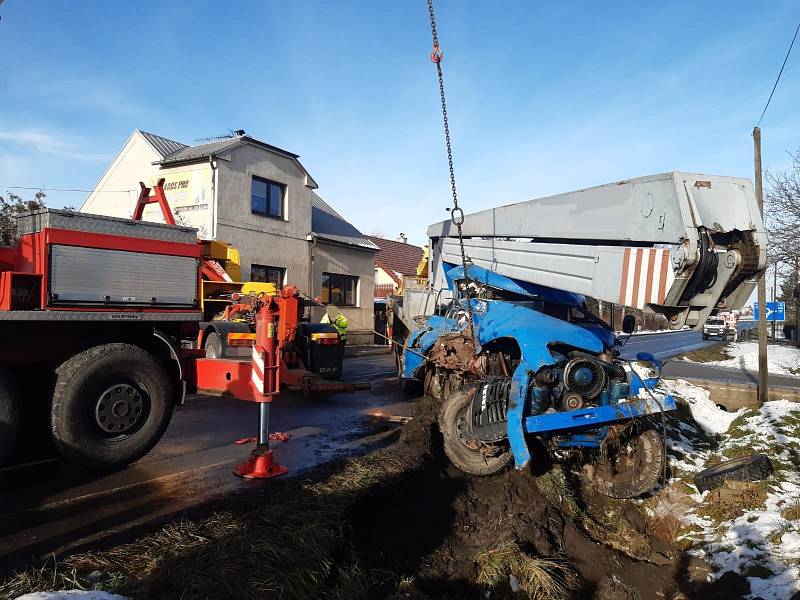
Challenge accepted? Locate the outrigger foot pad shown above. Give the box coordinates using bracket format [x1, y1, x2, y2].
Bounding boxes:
[234, 444, 288, 479]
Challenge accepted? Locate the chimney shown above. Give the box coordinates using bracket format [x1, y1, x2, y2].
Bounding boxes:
[233, 129, 246, 137]
[398, 233, 407, 244]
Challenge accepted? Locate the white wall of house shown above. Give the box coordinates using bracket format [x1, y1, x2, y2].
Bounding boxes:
[82, 132, 215, 238]
[82, 131, 161, 218]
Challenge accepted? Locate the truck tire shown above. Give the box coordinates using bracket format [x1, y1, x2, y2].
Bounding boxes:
[204, 331, 225, 359]
[0, 368, 20, 461]
[694, 454, 773, 492]
[439, 386, 513, 476]
[51, 343, 174, 469]
[593, 428, 664, 498]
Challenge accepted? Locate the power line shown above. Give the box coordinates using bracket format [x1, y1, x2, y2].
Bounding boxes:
[1, 185, 135, 194]
[756, 21, 800, 127]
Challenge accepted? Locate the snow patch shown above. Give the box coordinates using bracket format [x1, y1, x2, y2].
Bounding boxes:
[695, 341, 800, 377]
[665, 378, 742, 434]
[656, 379, 800, 599]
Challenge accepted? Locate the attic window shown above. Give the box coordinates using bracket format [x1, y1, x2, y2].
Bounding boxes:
[251, 176, 285, 219]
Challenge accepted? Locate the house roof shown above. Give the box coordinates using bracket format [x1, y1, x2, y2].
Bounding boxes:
[368, 236, 424, 284]
[158, 135, 300, 165]
[140, 130, 317, 188]
[139, 130, 188, 158]
[312, 193, 379, 252]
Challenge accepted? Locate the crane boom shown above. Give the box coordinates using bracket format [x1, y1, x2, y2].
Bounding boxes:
[428, 171, 766, 329]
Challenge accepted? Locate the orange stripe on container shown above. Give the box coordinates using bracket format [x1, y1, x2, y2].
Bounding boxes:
[658, 250, 670, 304]
[644, 249, 656, 304]
[619, 248, 631, 304]
[631, 249, 643, 308]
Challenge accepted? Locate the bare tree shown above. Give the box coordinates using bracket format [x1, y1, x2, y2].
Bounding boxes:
[765, 152, 800, 345]
[0, 189, 46, 245]
[765, 151, 800, 269]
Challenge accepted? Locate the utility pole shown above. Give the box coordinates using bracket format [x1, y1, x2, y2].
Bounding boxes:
[753, 127, 768, 406]
[772, 261, 778, 340]
[795, 255, 799, 347]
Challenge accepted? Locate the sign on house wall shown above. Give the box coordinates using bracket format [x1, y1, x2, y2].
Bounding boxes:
[144, 168, 213, 239]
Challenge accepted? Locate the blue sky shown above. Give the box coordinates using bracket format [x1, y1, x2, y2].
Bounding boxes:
[1, 1, 799, 247]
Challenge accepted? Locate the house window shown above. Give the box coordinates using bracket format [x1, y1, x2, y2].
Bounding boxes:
[251, 176, 285, 218]
[321, 273, 358, 306]
[251, 264, 285, 287]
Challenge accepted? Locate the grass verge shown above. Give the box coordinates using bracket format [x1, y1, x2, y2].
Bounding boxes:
[474, 542, 578, 600]
[0, 452, 414, 600]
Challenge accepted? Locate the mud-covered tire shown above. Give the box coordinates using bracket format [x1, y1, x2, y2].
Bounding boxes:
[694, 454, 773, 492]
[439, 386, 513, 476]
[594, 428, 664, 498]
[51, 343, 173, 469]
[0, 367, 20, 461]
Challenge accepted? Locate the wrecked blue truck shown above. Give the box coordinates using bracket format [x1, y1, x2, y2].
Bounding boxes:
[388, 173, 767, 497]
[392, 264, 676, 498]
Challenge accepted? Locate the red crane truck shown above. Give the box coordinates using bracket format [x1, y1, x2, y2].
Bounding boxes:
[0, 181, 366, 477]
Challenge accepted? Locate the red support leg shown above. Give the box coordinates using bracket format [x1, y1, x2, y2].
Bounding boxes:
[233, 362, 287, 479]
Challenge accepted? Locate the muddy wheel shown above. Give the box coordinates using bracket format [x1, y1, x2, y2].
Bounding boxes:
[0, 367, 20, 461]
[51, 343, 173, 469]
[593, 428, 664, 498]
[439, 386, 512, 476]
[694, 454, 773, 492]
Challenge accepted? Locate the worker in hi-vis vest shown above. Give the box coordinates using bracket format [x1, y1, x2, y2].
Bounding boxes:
[321, 306, 349, 346]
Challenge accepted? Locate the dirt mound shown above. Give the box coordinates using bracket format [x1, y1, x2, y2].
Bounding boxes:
[345, 395, 749, 600]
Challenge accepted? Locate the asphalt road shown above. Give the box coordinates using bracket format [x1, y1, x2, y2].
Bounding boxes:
[619, 321, 800, 387]
[619, 320, 757, 361]
[0, 352, 413, 574]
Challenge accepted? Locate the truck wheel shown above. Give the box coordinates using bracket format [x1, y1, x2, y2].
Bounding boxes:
[204, 331, 225, 359]
[694, 454, 772, 492]
[51, 343, 173, 469]
[593, 428, 664, 498]
[439, 386, 513, 476]
[0, 368, 20, 461]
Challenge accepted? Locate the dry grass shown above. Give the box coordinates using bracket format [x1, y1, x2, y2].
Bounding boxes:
[679, 344, 733, 363]
[0, 453, 414, 600]
[534, 466, 579, 517]
[696, 482, 770, 523]
[645, 512, 683, 544]
[475, 542, 579, 600]
[780, 497, 800, 522]
[579, 513, 651, 560]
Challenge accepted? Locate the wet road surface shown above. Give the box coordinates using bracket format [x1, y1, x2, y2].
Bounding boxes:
[0, 350, 412, 574]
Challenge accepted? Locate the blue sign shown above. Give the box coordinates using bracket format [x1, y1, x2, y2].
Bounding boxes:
[754, 302, 786, 321]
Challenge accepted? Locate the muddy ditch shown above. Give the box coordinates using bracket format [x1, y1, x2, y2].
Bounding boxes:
[0, 396, 754, 600]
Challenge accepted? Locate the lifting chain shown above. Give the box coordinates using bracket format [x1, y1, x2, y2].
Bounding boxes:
[426, 0, 477, 342]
